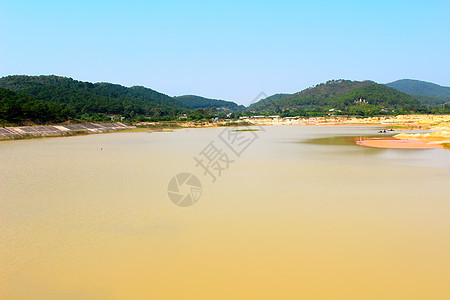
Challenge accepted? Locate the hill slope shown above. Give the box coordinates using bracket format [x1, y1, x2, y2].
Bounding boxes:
[334, 84, 419, 108]
[250, 80, 376, 111]
[386, 79, 450, 106]
[0, 88, 74, 124]
[0, 75, 184, 119]
[175, 95, 242, 110]
[386, 79, 450, 98]
[249, 80, 421, 115]
[248, 93, 291, 111]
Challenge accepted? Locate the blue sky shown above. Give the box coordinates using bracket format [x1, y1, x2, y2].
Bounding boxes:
[1, 0, 449, 104]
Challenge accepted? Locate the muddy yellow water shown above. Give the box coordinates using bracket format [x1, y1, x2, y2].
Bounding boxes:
[1, 126, 449, 299]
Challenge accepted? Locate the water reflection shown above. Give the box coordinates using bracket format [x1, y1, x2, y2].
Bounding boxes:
[302, 135, 389, 155]
[301, 132, 448, 168]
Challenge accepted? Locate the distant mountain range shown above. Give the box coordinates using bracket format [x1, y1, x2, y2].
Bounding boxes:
[386, 79, 450, 106]
[0, 75, 448, 125]
[249, 79, 450, 115]
[386, 79, 450, 98]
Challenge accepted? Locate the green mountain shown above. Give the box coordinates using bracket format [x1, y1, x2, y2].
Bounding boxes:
[1, 75, 447, 125]
[386, 79, 450, 98]
[175, 95, 242, 110]
[248, 93, 290, 111]
[0, 88, 75, 124]
[249, 80, 421, 116]
[0, 75, 185, 122]
[249, 80, 373, 111]
[334, 83, 419, 108]
[386, 79, 450, 106]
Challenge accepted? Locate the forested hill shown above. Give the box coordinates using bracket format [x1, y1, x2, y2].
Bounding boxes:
[249, 80, 374, 111]
[386, 79, 450, 98]
[0, 76, 246, 125]
[1, 75, 448, 125]
[334, 84, 419, 108]
[248, 93, 290, 111]
[0, 87, 75, 124]
[0, 75, 184, 118]
[175, 95, 242, 110]
[386, 79, 450, 106]
[249, 80, 421, 115]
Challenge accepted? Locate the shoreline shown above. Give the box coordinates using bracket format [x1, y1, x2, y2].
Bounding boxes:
[1, 115, 449, 150]
[0, 122, 134, 140]
[355, 137, 445, 149]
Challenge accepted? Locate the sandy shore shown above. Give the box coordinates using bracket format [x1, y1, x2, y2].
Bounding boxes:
[2, 115, 449, 148]
[355, 137, 444, 149]
[391, 121, 450, 149]
[243, 114, 450, 128]
[243, 114, 450, 150]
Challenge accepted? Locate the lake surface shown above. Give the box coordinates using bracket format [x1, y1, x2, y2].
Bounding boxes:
[1, 126, 449, 299]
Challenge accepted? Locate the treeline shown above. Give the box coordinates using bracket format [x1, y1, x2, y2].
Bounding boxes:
[249, 81, 429, 115]
[250, 80, 374, 111]
[175, 95, 243, 110]
[0, 75, 250, 125]
[0, 88, 75, 124]
[333, 84, 420, 109]
[0, 75, 184, 123]
[262, 105, 449, 118]
[1, 75, 448, 125]
[386, 79, 450, 99]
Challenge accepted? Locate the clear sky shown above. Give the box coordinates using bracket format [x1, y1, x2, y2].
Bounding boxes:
[1, 0, 449, 105]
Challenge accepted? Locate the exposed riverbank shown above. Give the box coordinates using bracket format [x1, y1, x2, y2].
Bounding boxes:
[0, 122, 134, 140]
[1, 115, 449, 147]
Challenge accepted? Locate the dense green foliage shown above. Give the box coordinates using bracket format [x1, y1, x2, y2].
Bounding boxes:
[252, 81, 405, 108]
[386, 79, 450, 98]
[250, 80, 375, 111]
[0, 75, 184, 121]
[175, 95, 243, 110]
[386, 79, 450, 107]
[334, 84, 419, 108]
[0, 88, 75, 124]
[0, 75, 247, 124]
[248, 93, 290, 111]
[1, 75, 448, 125]
[411, 95, 448, 107]
[247, 80, 437, 116]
